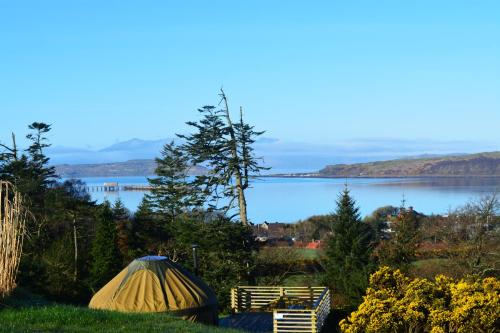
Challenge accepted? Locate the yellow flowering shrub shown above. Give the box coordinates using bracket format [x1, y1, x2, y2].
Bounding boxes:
[340, 266, 500, 333]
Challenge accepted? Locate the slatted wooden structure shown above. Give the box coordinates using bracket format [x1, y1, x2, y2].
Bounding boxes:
[231, 286, 330, 333]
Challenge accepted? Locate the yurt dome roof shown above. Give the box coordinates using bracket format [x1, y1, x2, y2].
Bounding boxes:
[89, 256, 218, 325]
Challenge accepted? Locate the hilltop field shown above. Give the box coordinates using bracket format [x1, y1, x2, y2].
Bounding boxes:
[316, 151, 500, 177]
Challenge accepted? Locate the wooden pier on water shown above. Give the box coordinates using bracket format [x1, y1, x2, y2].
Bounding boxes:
[85, 182, 153, 192]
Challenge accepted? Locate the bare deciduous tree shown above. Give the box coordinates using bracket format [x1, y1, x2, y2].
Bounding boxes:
[255, 247, 303, 285]
[445, 193, 500, 277]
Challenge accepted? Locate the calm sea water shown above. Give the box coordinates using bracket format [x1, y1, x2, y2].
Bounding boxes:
[79, 176, 500, 223]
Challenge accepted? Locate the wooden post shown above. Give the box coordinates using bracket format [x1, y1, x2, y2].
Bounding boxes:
[245, 289, 251, 311]
[231, 288, 237, 313]
[273, 310, 278, 333]
[311, 311, 317, 333]
[72, 216, 78, 282]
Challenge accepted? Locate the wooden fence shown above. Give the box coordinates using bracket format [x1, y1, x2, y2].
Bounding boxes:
[231, 286, 330, 333]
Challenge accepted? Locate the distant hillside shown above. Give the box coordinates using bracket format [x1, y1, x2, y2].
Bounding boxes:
[318, 152, 500, 177]
[55, 159, 207, 178]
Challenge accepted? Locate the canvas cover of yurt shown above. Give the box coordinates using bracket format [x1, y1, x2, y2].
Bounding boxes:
[89, 256, 218, 325]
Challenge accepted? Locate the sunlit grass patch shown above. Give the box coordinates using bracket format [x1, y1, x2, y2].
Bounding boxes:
[0, 290, 239, 333]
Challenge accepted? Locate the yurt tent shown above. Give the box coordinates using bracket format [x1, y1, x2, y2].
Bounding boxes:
[89, 256, 218, 325]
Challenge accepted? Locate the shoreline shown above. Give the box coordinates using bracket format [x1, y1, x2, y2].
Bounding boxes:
[259, 174, 500, 179]
[60, 174, 500, 180]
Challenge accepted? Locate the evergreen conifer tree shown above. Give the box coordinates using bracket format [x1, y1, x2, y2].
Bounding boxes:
[1, 122, 57, 211]
[145, 141, 199, 222]
[178, 90, 268, 225]
[324, 185, 375, 306]
[90, 201, 122, 289]
[377, 206, 420, 271]
[131, 197, 163, 255]
[112, 198, 130, 221]
[113, 199, 132, 263]
[26, 122, 57, 189]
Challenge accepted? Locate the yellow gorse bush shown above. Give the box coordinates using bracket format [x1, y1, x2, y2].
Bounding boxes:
[340, 266, 500, 333]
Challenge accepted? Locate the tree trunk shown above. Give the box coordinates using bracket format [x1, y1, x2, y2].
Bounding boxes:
[220, 89, 249, 226]
[11, 133, 18, 160]
[73, 216, 78, 282]
[237, 185, 248, 225]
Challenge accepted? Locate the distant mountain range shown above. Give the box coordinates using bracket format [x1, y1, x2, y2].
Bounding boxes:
[48, 137, 498, 175]
[47, 138, 175, 165]
[314, 152, 500, 177]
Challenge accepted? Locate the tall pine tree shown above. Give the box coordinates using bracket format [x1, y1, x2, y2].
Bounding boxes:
[131, 197, 165, 255]
[146, 141, 200, 222]
[90, 201, 122, 289]
[324, 185, 375, 306]
[113, 199, 132, 264]
[26, 122, 57, 189]
[178, 90, 268, 225]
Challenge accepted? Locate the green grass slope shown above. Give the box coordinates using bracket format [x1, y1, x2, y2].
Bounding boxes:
[319, 151, 500, 177]
[0, 290, 239, 333]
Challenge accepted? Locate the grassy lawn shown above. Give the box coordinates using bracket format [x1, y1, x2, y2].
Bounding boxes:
[0, 290, 240, 333]
[283, 273, 323, 287]
[294, 248, 321, 260]
[411, 258, 450, 269]
[409, 258, 456, 279]
[281, 248, 324, 287]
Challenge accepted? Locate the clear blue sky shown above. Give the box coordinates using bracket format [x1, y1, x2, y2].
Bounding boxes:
[1, 1, 499, 150]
